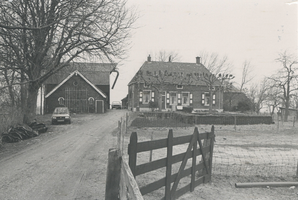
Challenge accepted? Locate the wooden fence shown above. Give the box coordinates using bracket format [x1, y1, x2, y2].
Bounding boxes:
[128, 126, 215, 200]
[105, 113, 144, 200]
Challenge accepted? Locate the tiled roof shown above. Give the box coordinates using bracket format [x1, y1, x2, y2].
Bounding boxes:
[45, 70, 107, 98]
[128, 61, 220, 86]
[44, 62, 116, 85]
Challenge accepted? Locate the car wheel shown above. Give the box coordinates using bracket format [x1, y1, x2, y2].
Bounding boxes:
[52, 120, 56, 125]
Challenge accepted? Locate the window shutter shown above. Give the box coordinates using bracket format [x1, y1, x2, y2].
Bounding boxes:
[178, 93, 181, 105]
[201, 93, 205, 105]
[190, 93, 193, 104]
[166, 92, 170, 104]
[212, 94, 216, 105]
[151, 91, 154, 102]
[139, 91, 143, 103]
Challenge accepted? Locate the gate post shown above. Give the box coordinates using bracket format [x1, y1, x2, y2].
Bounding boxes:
[128, 132, 138, 177]
[209, 126, 215, 179]
[165, 129, 173, 200]
[191, 128, 198, 192]
[105, 148, 121, 200]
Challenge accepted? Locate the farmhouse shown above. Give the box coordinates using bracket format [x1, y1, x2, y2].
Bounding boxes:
[39, 62, 117, 114]
[127, 56, 223, 112]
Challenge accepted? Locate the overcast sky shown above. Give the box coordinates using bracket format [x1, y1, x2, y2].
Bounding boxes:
[110, 0, 297, 102]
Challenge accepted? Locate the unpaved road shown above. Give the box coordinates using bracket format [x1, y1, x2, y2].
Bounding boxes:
[0, 110, 127, 200]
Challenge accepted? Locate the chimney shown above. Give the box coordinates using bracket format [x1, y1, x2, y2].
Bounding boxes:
[147, 55, 151, 62]
[168, 56, 172, 62]
[196, 56, 201, 64]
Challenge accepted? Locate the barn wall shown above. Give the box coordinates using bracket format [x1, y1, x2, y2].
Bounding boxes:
[97, 85, 110, 107]
[45, 75, 107, 114]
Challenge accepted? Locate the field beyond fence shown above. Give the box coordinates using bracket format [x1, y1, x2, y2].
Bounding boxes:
[125, 112, 298, 199]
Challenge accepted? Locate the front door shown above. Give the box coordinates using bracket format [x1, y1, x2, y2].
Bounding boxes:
[162, 95, 166, 110]
[96, 100, 104, 113]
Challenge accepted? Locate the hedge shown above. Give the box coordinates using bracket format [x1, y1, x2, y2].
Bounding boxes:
[142, 112, 273, 125]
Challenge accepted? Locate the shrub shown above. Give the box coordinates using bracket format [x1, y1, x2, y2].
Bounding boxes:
[149, 101, 158, 111]
[183, 106, 193, 113]
[237, 101, 251, 112]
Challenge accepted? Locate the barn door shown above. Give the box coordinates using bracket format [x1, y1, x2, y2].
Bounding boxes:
[65, 88, 88, 113]
[96, 100, 104, 113]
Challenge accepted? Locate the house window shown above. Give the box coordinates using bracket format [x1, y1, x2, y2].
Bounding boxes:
[182, 92, 190, 105]
[202, 93, 210, 106]
[176, 85, 183, 89]
[58, 97, 65, 105]
[202, 92, 215, 106]
[143, 90, 151, 104]
[73, 81, 78, 86]
[170, 92, 177, 105]
[88, 97, 94, 105]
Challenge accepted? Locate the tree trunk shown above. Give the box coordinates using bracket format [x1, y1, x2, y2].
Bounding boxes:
[209, 90, 213, 113]
[20, 70, 27, 114]
[284, 105, 289, 122]
[23, 84, 39, 124]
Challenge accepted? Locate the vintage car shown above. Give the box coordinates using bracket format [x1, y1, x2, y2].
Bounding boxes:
[111, 101, 122, 109]
[51, 107, 71, 124]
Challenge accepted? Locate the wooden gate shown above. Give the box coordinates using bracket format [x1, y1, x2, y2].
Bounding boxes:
[65, 88, 88, 113]
[128, 126, 215, 200]
[96, 100, 104, 113]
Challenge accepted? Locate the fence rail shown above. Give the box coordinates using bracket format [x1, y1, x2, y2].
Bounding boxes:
[128, 126, 215, 200]
[105, 113, 144, 200]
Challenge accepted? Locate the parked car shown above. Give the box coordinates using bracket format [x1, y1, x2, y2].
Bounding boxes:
[111, 101, 122, 109]
[51, 107, 71, 124]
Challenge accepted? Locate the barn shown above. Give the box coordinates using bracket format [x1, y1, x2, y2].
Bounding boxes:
[41, 62, 117, 114]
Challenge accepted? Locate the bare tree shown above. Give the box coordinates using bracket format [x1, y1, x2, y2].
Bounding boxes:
[153, 50, 181, 62]
[268, 51, 298, 121]
[0, 0, 136, 123]
[239, 60, 254, 92]
[265, 85, 282, 116]
[246, 78, 269, 114]
[197, 51, 234, 112]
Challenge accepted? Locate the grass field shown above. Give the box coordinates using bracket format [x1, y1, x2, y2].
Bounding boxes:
[124, 114, 298, 200]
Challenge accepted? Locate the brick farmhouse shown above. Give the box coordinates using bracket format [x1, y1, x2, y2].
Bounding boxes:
[127, 56, 224, 112]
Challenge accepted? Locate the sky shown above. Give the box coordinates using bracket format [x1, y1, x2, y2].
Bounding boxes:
[110, 0, 298, 102]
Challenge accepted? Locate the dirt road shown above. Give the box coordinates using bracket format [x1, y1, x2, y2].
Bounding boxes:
[0, 110, 127, 200]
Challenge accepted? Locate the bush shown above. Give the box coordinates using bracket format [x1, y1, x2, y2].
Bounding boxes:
[237, 101, 251, 112]
[183, 106, 193, 113]
[149, 101, 158, 111]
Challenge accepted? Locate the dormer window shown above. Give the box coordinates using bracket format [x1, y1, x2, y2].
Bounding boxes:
[144, 82, 150, 88]
[58, 97, 65, 105]
[176, 85, 183, 89]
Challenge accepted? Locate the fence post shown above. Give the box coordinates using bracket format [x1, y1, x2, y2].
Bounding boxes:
[105, 148, 121, 200]
[277, 114, 280, 133]
[296, 161, 298, 177]
[209, 126, 215, 179]
[149, 132, 154, 162]
[117, 119, 121, 152]
[128, 132, 138, 177]
[165, 129, 173, 200]
[191, 128, 198, 192]
[234, 116, 237, 131]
